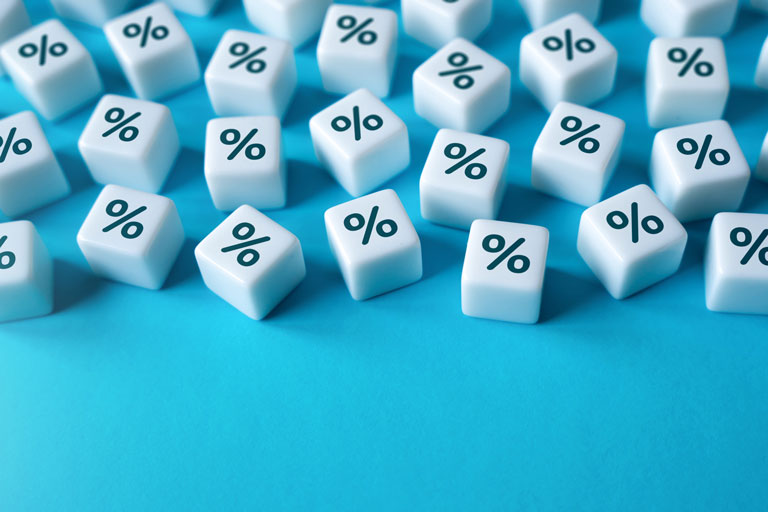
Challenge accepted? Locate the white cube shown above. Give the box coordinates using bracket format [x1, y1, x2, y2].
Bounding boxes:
[204, 116, 285, 211]
[204, 30, 297, 118]
[244, 0, 332, 49]
[577, 184, 688, 299]
[519, 0, 601, 29]
[755, 129, 768, 183]
[49, 0, 133, 27]
[420, 129, 509, 230]
[78, 94, 179, 194]
[104, 3, 201, 101]
[754, 35, 768, 90]
[705, 213, 768, 315]
[310, 88, 410, 197]
[0, 20, 102, 120]
[0, 221, 53, 323]
[462, 220, 549, 324]
[413, 38, 511, 133]
[325, 189, 422, 300]
[402, 0, 492, 49]
[0, 111, 69, 218]
[650, 120, 749, 223]
[195, 205, 305, 319]
[532, 102, 625, 206]
[520, 13, 617, 112]
[641, 0, 738, 37]
[77, 184, 185, 289]
[316, 5, 398, 98]
[646, 37, 729, 129]
[164, 0, 221, 17]
[0, 0, 30, 77]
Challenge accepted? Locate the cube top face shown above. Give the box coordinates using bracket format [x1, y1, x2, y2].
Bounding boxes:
[0, 220, 38, 284]
[104, 3, 192, 67]
[709, 213, 768, 283]
[463, 220, 549, 292]
[205, 29, 293, 90]
[195, 205, 299, 287]
[648, 37, 728, 93]
[0, 111, 52, 179]
[309, 88, 405, 162]
[324, 189, 419, 266]
[414, 37, 510, 103]
[580, 184, 687, 264]
[535, 102, 625, 174]
[317, 5, 397, 61]
[0, 19, 89, 84]
[653, 120, 749, 191]
[521, 13, 616, 81]
[77, 184, 176, 259]
[204, 116, 282, 179]
[79, 94, 172, 159]
[421, 129, 509, 199]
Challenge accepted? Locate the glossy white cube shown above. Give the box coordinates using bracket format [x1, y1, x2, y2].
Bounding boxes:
[641, 0, 738, 37]
[204, 30, 297, 118]
[244, 0, 332, 48]
[646, 37, 729, 129]
[195, 205, 305, 319]
[462, 220, 549, 324]
[79, 94, 179, 194]
[520, 13, 617, 112]
[0, 0, 30, 77]
[49, 0, 133, 27]
[0, 221, 53, 323]
[650, 120, 749, 223]
[519, 0, 601, 29]
[316, 5, 398, 98]
[578, 184, 688, 299]
[310, 88, 410, 197]
[104, 3, 200, 100]
[0, 20, 102, 120]
[532, 102, 625, 206]
[325, 189, 422, 300]
[413, 38, 511, 133]
[420, 129, 509, 230]
[0, 111, 69, 218]
[705, 213, 768, 315]
[77, 185, 185, 289]
[401, 0, 492, 49]
[204, 116, 285, 211]
[164, 0, 221, 17]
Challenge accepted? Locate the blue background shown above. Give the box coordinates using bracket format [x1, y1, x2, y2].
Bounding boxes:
[2, 0, 768, 510]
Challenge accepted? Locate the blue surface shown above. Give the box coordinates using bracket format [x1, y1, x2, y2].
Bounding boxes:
[2, 0, 768, 510]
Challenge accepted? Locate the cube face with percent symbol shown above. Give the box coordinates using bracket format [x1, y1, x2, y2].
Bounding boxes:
[650, 120, 749, 223]
[104, 2, 201, 101]
[0, 20, 102, 120]
[641, 0, 738, 38]
[519, 13, 617, 112]
[532, 102, 625, 207]
[0, 0, 30, 77]
[204, 30, 297, 119]
[310, 88, 410, 197]
[77, 185, 185, 290]
[0, 221, 53, 323]
[646, 37, 729, 129]
[244, 0, 332, 49]
[578, 185, 688, 299]
[204, 116, 286, 211]
[316, 5, 398, 98]
[462, 220, 550, 324]
[324, 189, 422, 301]
[78, 95, 180, 194]
[413, 38, 511, 134]
[0, 111, 70, 218]
[195, 205, 305, 320]
[705, 213, 768, 315]
[420, 129, 509, 230]
[401, 0, 493, 49]
[518, 0, 601, 29]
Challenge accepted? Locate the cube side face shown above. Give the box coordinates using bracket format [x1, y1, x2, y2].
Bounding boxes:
[244, 0, 331, 48]
[141, 201, 185, 290]
[165, 0, 221, 17]
[343, 240, 422, 301]
[519, 36, 566, 111]
[402, 0, 491, 49]
[577, 213, 625, 298]
[0, 221, 53, 323]
[686, 0, 738, 37]
[413, 67, 466, 129]
[51, 0, 132, 26]
[0, 0, 29, 77]
[641, 0, 685, 36]
[520, 0, 601, 28]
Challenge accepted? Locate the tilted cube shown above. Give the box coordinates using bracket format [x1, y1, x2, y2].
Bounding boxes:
[641, 0, 738, 37]
[0, 221, 53, 323]
[244, 0, 332, 49]
[402, 0, 492, 49]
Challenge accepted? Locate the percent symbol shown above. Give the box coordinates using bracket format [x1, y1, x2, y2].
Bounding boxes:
[0, 127, 32, 163]
[438, 52, 483, 89]
[444, 143, 487, 180]
[560, 116, 600, 154]
[730, 227, 768, 266]
[123, 16, 169, 47]
[220, 128, 266, 161]
[676, 135, 730, 170]
[667, 47, 713, 77]
[337, 15, 377, 45]
[482, 234, 530, 273]
[19, 34, 67, 66]
[221, 222, 271, 267]
[543, 28, 595, 61]
[606, 202, 664, 244]
[102, 199, 147, 239]
[331, 106, 383, 142]
[344, 206, 398, 245]
[102, 108, 142, 142]
[0, 236, 15, 270]
[228, 42, 266, 73]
